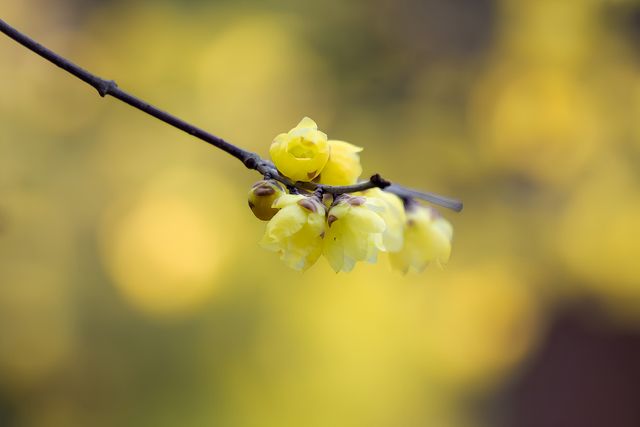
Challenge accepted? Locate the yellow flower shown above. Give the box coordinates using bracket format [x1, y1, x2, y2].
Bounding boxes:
[364, 188, 406, 252]
[389, 205, 453, 273]
[323, 195, 387, 272]
[317, 140, 363, 186]
[260, 194, 326, 271]
[247, 180, 286, 221]
[270, 117, 330, 182]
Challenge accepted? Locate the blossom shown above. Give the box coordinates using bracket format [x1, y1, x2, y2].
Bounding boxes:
[259, 118, 458, 273]
[317, 140, 363, 186]
[364, 188, 406, 252]
[270, 117, 330, 182]
[389, 205, 453, 273]
[260, 194, 326, 271]
[248, 179, 286, 221]
[323, 195, 387, 272]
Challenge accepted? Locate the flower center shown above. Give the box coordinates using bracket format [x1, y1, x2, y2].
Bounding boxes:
[288, 138, 316, 159]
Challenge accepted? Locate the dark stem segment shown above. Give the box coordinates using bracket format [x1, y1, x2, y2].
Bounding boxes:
[0, 18, 462, 212]
[293, 174, 390, 195]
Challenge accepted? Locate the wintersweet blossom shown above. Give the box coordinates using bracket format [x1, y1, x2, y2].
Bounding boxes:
[317, 140, 363, 186]
[248, 180, 286, 221]
[323, 195, 387, 272]
[260, 194, 326, 271]
[269, 117, 330, 182]
[257, 117, 458, 273]
[389, 204, 453, 273]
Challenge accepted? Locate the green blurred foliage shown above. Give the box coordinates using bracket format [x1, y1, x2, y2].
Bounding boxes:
[1, 0, 640, 426]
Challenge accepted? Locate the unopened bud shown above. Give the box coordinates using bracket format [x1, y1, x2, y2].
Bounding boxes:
[248, 180, 286, 221]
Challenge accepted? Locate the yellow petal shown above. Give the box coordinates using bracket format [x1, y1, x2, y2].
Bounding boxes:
[347, 206, 386, 234]
[290, 116, 317, 134]
[318, 140, 363, 186]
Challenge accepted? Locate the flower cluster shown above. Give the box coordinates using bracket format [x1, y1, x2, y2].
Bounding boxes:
[249, 117, 454, 272]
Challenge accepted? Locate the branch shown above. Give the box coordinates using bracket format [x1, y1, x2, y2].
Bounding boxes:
[0, 18, 462, 212]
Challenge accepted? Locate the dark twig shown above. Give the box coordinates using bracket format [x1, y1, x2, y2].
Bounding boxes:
[0, 18, 462, 212]
[386, 185, 463, 212]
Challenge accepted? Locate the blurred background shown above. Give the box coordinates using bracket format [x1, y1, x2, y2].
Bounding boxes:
[2, 0, 640, 426]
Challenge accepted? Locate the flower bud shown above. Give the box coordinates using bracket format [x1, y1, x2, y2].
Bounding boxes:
[248, 180, 286, 221]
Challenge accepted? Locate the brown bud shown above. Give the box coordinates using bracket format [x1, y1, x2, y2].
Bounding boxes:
[248, 180, 286, 221]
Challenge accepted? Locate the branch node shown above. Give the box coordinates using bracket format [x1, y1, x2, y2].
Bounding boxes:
[96, 79, 117, 97]
[242, 153, 261, 170]
[313, 186, 325, 199]
[370, 173, 391, 188]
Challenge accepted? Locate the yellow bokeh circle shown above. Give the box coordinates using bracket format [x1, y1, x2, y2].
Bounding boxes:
[99, 168, 236, 317]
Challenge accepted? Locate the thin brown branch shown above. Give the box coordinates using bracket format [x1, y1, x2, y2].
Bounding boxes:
[0, 18, 462, 212]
